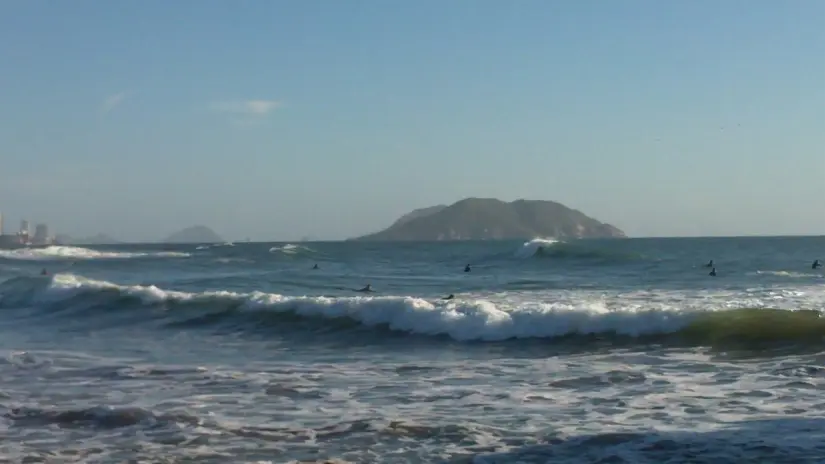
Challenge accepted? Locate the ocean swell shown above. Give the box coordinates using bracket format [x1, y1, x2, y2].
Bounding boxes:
[2, 273, 825, 345]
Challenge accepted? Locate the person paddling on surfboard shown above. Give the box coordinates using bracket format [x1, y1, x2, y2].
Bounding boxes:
[355, 284, 374, 293]
[443, 294, 455, 300]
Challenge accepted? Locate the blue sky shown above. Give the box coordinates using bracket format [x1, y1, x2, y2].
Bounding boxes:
[1, 1, 823, 241]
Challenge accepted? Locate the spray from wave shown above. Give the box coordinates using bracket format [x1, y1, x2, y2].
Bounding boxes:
[0, 246, 189, 261]
[2, 273, 824, 345]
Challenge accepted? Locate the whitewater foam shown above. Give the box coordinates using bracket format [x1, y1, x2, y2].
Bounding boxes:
[754, 270, 822, 279]
[0, 246, 189, 261]
[5, 273, 824, 342]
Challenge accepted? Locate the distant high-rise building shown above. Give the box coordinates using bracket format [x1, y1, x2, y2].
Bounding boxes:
[33, 224, 49, 245]
[20, 220, 29, 236]
[0, 212, 3, 235]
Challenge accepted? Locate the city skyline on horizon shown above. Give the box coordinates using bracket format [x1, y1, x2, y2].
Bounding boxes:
[2, 1, 823, 241]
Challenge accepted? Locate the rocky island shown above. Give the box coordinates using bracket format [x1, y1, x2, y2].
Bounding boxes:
[352, 198, 625, 241]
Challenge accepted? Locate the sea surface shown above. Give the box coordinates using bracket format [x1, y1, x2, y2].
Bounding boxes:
[2, 237, 825, 463]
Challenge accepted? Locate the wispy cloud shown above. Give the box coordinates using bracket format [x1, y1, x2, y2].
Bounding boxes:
[210, 99, 282, 117]
[100, 92, 127, 114]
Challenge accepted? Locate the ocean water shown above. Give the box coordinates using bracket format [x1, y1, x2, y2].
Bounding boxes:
[2, 237, 825, 463]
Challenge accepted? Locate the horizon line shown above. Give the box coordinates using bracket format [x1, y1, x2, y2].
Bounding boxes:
[51, 234, 825, 246]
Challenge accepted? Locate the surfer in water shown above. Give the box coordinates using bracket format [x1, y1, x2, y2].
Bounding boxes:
[709, 267, 717, 277]
[464, 264, 471, 273]
[312, 264, 319, 270]
[443, 294, 455, 300]
[812, 260, 822, 270]
[706, 260, 714, 268]
[40, 268, 48, 276]
[355, 284, 374, 293]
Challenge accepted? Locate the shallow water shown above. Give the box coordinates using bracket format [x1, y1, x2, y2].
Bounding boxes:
[1, 237, 825, 462]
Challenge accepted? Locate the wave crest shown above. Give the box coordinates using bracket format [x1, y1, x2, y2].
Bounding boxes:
[2, 273, 824, 345]
[0, 246, 189, 261]
[514, 238, 560, 259]
[514, 238, 641, 263]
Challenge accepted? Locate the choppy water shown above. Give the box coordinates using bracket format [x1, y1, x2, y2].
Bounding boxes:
[2, 237, 825, 463]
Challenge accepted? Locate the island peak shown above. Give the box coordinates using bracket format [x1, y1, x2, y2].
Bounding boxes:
[163, 225, 224, 244]
[351, 198, 625, 241]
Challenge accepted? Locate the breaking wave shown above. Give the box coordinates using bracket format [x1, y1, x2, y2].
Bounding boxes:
[2, 273, 825, 346]
[754, 270, 822, 279]
[514, 238, 560, 259]
[0, 246, 189, 261]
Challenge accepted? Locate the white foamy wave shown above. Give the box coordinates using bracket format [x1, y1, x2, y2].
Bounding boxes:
[0, 246, 190, 261]
[269, 244, 314, 255]
[514, 238, 560, 259]
[196, 242, 235, 250]
[31, 273, 825, 341]
[214, 257, 254, 264]
[754, 270, 822, 279]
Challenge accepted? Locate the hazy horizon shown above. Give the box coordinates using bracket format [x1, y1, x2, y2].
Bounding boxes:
[2, 1, 823, 242]
[10, 217, 825, 244]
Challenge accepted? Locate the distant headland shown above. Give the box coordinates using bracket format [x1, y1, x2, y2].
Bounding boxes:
[351, 198, 626, 241]
[56, 226, 224, 245]
[163, 226, 224, 244]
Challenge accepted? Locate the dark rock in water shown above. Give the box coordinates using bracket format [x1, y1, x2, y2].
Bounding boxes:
[351, 197, 626, 241]
[163, 226, 223, 244]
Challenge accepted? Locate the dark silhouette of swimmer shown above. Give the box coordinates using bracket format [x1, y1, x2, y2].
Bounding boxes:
[813, 260, 822, 269]
[355, 284, 374, 293]
[709, 267, 717, 277]
[706, 260, 714, 267]
[312, 264, 319, 270]
[464, 264, 471, 273]
[443, 294, 455, 300]
[40, 268, 48, 276]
